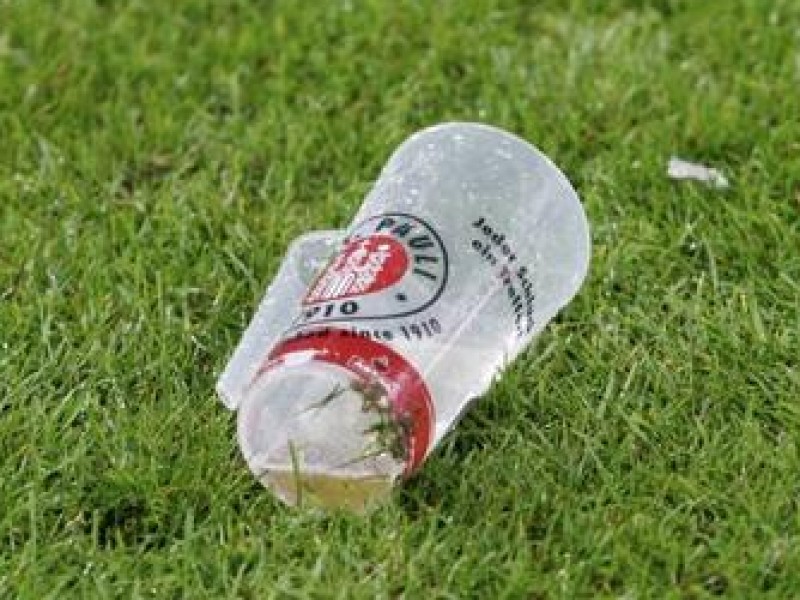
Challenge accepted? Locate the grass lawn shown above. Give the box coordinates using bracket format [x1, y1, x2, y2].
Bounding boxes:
[2, 0, 800, 597]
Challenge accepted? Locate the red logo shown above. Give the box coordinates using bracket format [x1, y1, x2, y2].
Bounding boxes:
[304, 235, 408, 305]
[297, 213, 448, 325]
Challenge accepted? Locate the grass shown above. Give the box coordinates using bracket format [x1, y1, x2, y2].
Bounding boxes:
[1, 0, 799, 597]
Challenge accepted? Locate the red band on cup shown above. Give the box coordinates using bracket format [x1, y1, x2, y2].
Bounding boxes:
[257, 328, 433, 475]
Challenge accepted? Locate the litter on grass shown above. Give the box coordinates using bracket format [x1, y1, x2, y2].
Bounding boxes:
[218, 123, 591, 511]
[667, 157, 729, 189]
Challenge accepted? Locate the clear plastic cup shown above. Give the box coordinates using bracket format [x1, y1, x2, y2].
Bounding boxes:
[218, 123, 590, 511]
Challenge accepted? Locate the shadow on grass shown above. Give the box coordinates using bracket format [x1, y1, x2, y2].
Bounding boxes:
[394, 401, 512, 519]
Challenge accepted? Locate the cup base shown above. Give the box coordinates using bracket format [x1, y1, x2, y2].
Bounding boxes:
[257, 466, 394, 513]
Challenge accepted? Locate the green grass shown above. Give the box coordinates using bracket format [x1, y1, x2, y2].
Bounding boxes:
[2, 0, 800, 597]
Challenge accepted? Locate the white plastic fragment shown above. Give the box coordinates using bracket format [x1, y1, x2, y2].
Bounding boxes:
[667, 157, 729, 189]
